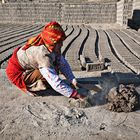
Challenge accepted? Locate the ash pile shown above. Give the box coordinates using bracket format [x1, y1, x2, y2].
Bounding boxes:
[106, 84, 140, 112]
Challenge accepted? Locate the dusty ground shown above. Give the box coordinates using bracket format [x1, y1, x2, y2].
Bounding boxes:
[0, 69, 140, 140]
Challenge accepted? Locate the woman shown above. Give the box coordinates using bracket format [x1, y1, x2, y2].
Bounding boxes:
[6, 21, 86, 99]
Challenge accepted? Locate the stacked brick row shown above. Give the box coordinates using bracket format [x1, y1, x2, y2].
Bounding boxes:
[0, 2, 116, 24]
[62, 3, 116, 23]
[117, 0, 133, 27]
[1, 0, 116, 3]
[0, 3, 61, 24]
[124, 0, 133, 26]
[116, 0, 124, 26]
[87, 0, 118, 2]
[133, 0, 140, 9]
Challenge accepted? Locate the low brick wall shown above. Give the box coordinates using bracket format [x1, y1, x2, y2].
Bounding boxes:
[0, 3, 61, 24]
[62, 3, 116, 23]
[116, 0, 124, 26]
[0, 2, 116, 24]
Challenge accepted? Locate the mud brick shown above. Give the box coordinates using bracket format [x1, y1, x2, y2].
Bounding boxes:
[86, 61, 105, 72]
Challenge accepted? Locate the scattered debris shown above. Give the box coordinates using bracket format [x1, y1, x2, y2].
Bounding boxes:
[68, 97, 92, 108]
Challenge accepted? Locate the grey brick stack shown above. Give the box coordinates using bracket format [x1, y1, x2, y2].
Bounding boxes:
[0, 1, 116, 24]
[0, 0, 139, 27]
[0, 2, 62, 24]
[117, 0, 133, 27]
[62, 3, 116, 23]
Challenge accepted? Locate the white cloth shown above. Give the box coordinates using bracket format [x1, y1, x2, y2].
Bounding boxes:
[39, 67, 73, 97]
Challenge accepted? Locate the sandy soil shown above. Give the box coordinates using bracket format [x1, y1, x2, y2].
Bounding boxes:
[0, 69, 140, 140]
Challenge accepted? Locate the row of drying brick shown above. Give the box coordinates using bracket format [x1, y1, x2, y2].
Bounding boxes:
[0, 25, 43, 68]
[63, 26, 140, 73]
[114, 29, 140, 59]
[0, 24, 140, 74]
[106, 30, 140, 74]
[121, 29, 140, 45]
[64, 25, 88, 71]
[0, 24, 67, 68]
[97, 29, 131, 73]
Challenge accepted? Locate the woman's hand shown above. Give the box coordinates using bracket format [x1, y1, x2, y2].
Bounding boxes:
[71, 79, 82, 89]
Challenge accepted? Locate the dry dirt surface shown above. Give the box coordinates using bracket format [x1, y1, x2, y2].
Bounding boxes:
[0, 69, 140, 140]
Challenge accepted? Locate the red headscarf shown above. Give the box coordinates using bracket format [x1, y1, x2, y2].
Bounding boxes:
[22, 21, 66, 52]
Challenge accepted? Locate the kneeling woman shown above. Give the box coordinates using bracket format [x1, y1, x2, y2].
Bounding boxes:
[6, 21, 85, 99]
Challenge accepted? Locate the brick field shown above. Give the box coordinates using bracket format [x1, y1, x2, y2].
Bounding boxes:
[0, 23, 140, 84]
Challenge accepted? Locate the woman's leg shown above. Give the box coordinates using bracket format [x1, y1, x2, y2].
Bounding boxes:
[23, 69, 51, 91]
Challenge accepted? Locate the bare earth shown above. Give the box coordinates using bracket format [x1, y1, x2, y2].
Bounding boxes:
[0, 69, 140, 140]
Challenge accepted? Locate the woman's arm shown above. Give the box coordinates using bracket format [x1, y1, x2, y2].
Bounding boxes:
[39, 66, 75, 97]
[57, 55, 77, 86]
